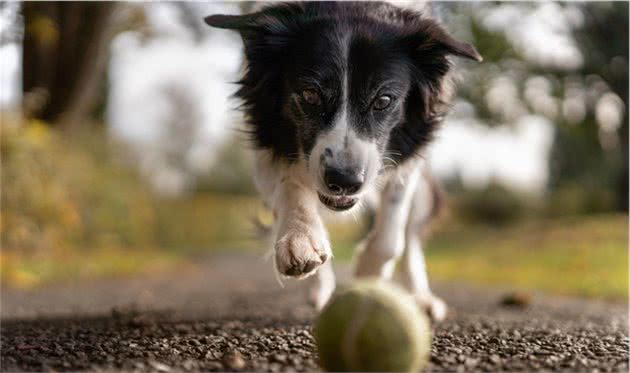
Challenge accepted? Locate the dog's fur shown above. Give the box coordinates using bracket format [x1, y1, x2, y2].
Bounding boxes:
[205, 1, 480, 321]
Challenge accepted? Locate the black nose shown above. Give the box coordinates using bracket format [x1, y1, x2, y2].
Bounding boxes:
[323, 167, 364, 195]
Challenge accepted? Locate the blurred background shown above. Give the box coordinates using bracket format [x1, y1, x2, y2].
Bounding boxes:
[1, 2, 627, 300]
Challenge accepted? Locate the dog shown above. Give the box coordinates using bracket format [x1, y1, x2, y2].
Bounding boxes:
[205, 1, 481, 321]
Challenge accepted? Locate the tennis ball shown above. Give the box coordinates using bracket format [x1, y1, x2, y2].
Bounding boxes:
[314, 280, 432, 372]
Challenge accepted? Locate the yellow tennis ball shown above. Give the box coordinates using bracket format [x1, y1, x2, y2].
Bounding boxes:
[314, 280, 432, 372]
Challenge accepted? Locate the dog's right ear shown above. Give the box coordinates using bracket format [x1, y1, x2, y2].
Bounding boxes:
[204, 3, 304, 34]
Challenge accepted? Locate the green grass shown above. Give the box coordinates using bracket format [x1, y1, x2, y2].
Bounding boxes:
[154, 194, 263, 252]
[422, 214, 628, 300]
[1, 248, 185, 289]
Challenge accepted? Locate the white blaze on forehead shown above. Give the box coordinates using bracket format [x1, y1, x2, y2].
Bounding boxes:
[326, 97, 350, 154]
[327, 34, 352, 155]
[330, 28, 352, 153]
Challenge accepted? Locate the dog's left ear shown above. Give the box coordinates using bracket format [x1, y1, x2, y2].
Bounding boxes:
[410, 19, 482, 63]
[429, 27, 482, 62]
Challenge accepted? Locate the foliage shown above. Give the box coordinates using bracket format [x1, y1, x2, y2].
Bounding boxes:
[443, 2, 628, 211]
[453, 183, 530, 225]
[194, 135, 257, 195]
[1, 120, 157, 254]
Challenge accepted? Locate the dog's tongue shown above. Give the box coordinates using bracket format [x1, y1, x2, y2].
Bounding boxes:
[334, 196, 353, 205]
[318, 192, 358, 211]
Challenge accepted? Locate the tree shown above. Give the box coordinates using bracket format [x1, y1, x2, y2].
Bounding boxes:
[441, 2, 628, 212]
[22, 2, 118, 126]
[574, 2, 628, 211]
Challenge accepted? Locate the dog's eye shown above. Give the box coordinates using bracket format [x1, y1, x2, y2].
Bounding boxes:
[373, 95, 392, 110]
[302, 89, 321, 106]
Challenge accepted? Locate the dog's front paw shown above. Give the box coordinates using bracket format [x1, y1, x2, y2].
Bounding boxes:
[416, 293, 448, 322]
[275, 229, 331, 279]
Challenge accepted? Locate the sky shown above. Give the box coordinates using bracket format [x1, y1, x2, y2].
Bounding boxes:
[0, 2, 20, 108]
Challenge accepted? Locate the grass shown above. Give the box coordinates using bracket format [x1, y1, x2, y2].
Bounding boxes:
[423, 214, 628, 300]
[1, 248, 184, 289]
[154, 194, 263, 252]
[331, 213, 627, 300]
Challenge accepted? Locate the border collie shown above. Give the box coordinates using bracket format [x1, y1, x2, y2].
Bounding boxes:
[205, 1, 481, 321]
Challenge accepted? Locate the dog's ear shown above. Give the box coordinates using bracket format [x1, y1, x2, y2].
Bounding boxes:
[394, 17, 481, 155]
[204, 13, 259, 30]
[425, 26, 482, 62]
[204, 4, 304, 42]
[408, 19, 482, 63]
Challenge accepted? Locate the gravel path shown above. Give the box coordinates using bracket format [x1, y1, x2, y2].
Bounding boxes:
[1, 253, 628, 372]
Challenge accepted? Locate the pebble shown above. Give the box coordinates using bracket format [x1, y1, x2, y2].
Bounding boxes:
[272, 353, 288, 364]
[222, 350, 246, 370]
[148, 361, 171, 372]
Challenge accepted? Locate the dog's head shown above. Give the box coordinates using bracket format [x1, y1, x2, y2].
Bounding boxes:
[206, 2, 480, 211]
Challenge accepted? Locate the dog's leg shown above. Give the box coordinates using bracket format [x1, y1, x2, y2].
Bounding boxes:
[354, 164, 420, 279]
[272, 178, 331, 279]
[254, 151, 332, 279]
[308, 259, 336, 310]
[399, 234, 447, 321]
[398, 169, 447, 321]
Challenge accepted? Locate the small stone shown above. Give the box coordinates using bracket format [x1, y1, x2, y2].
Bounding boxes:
[205, 361, 223, 370]
[133, 362, 146, 369]
[149, 360, 171, 372]
[182, 359, 196, 371]
[223, 350, 246, 370]
[272, 353, 288, 363]
[490, 354, 501, 364]
[465, 357, 479, 367]
[500, 292, 532, 308]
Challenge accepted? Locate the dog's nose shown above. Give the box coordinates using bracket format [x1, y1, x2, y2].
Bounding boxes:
[323, 167, 364, 195]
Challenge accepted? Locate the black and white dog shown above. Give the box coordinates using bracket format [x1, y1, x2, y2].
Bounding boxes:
[205, 1, 480, 321]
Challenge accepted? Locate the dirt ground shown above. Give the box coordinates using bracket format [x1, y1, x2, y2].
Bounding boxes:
[1, 253, 628, 372]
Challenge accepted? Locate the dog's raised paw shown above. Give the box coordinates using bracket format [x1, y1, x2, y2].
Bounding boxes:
[275, 230, 331, 279]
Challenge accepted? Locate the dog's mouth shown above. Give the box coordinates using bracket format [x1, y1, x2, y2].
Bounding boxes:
[317, 192, 358, 211]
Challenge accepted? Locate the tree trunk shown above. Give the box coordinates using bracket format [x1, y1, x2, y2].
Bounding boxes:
[22, 1, 117, 126]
